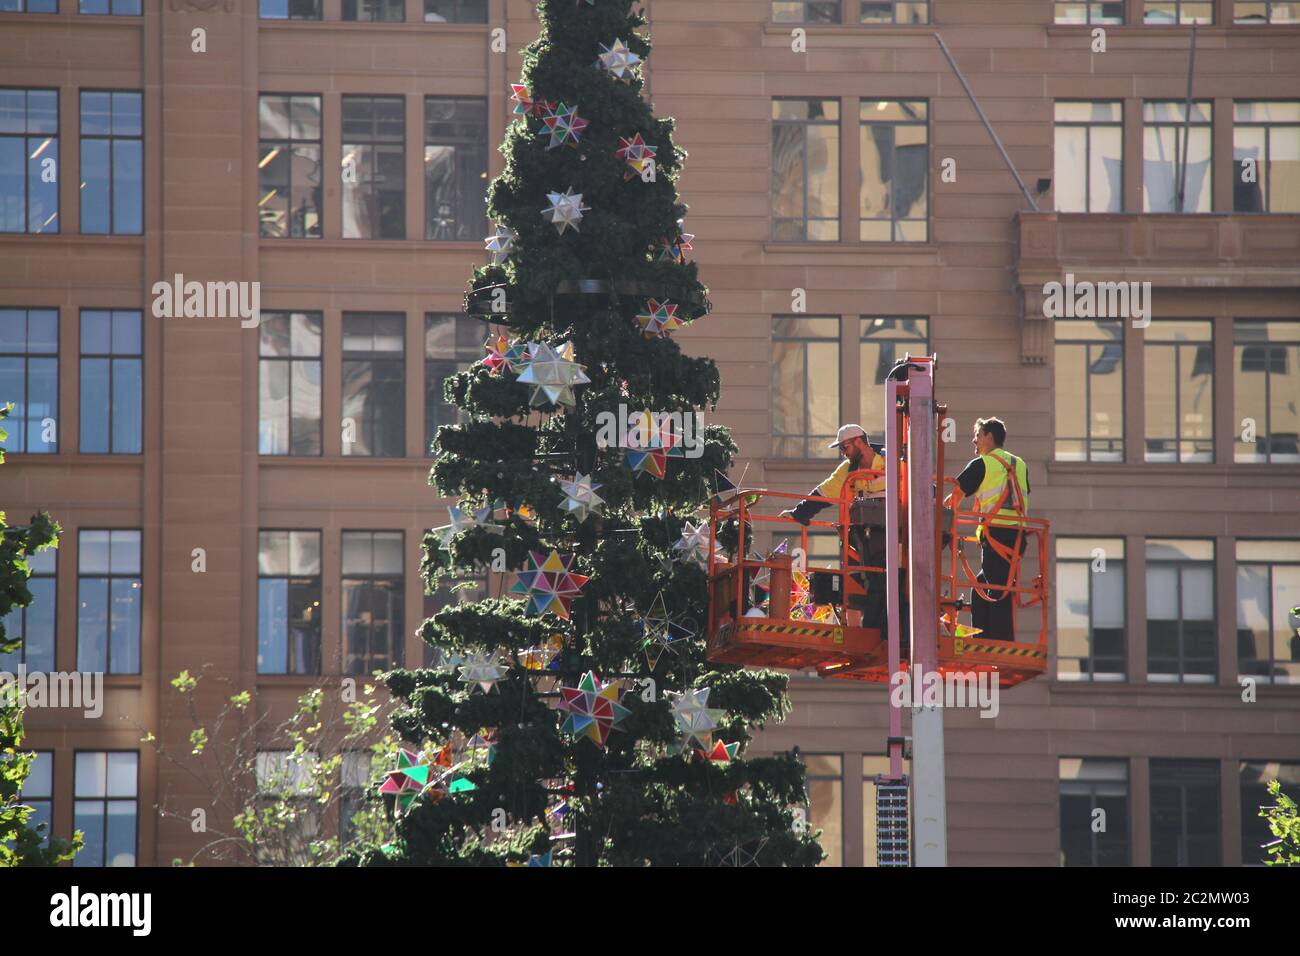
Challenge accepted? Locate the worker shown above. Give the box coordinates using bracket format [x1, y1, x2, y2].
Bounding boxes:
[944, 416, 1031, 642]
[780, 424, 888, 623]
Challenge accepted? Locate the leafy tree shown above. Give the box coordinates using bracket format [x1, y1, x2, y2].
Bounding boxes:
[0, 402, 81, 866]
[364, 0, 821, 867]
[1259, 779, 1300, 867]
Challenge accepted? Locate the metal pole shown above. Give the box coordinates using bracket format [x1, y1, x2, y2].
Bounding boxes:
[933, 32, 1039, 212]
[1176, 25, 1199, 214]
[908, 362, 947, 867]
[885, 377, 904, 782]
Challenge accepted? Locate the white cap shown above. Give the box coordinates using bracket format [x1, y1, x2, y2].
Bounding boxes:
[828, 424, 868, 448]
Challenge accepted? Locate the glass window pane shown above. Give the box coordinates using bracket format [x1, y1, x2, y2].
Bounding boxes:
[106, 752, 137, 796]
[79, 530, 111, 573]
[109, 529, 140, 574]
[289, 531, 321, 576]
[111, 357, 142, 452]
[75, 751, 107, 797]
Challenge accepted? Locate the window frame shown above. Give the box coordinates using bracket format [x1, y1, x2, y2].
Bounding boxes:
[1234, 319, 1300, 464]
[78, 0, 140, 14]
[1142, 319, 1215, 464]
[1054, 1, 1126, 23]
[0, 307, 59, 454]
[1059, 757, 1132, 866]
[771, 315, 841, 460]
[341, 312, 406, 458]
[423, 96, 488, 241]
[342, 0, 404, 20]
[341, 94, 406, 241]
[257, 311, 323, 456]
[0, 87, 60, 234]
[1145, 539, 1217, 683]
[423, 0, 488, 22]
[78, 309, 143, 455]
[1053, 319, 1126, 463]
[1142, 0, 1216, 24]
[1142, 100, 1214, 213]
[803, 752, 844, 867]
[72, 749, 139, 867]
[75, 528, 142, 675]
[0, 546, 57, 672]
[1149, 758, 1221, 867]
[771, 97, 841, 242]
[1233, 100, 1300, 213]
[78, 89, 143, 236]
[858, 99, 930, 242]
[1055, 538, 1127, 682]
[257, 528, 323, 676]
[341, 529, 405, 675]
[1053, 100, 1124, 213]
[259, 0, 322, 19]
[424, 312, 482, 458]
[1233, 0, 1299, 22]
[1235, 541, 1300, 684]
[257, 93, 323, 240]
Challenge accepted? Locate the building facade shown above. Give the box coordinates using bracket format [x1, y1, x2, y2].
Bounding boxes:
[1, 0, 1297, 866]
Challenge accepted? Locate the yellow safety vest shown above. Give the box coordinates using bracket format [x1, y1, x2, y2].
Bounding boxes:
[974, 449, 1030, 529]
[818, 453, 886, 499]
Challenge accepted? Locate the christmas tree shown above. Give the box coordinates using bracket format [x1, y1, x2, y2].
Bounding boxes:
[358, 0, 822, 867]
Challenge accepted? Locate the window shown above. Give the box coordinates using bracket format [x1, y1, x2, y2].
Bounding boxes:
[80, 310, 142, 454]
[259, 312, 322, 455]
[859, 1, 929, 23]
[424, 97, 487, 240]
[343, 0, 403, 19]
[0, 547, 56, 672]
[1060, 758, 1130, 866]
[1143, 1, 1214, 22]
[863, 755, 911, 867]
[1143, 101, 1212, 213]
[1054, 102, 1123, 213]
[424, 0, 486, 21]
[260, 0, 321, 18]
[772, 1, 842, 21]
[342, 530, 404, 675]
[15, 752, 54, 848]
[422, 571, 487, 667]
[1233, 102, 1300, 213]
[342, 314, 405, 457]
[258, 530, 322, 675]
[772, 316, 840, 459]
[77, 529, 141, 674]
[340, 751, 374, 844]
[1236, 541, 1300, 684]
[342, 95, 405, 240]
[0, 309, 58, 453]
[1146, 538, 1216, 682]
[424, 313, 481, 456]
[1056, 538, 1125, 681]
[804, 754, 842, 867]
[0, 88, 59, 233]
[1054, 320, 1124, 462]
[258, 94, 322, 239]
[1055, 2, 1125, 22]
[0, 1, 60, 11]
[1234, 1, 1299, 21]
[771, 99, 839, 241]
[860, 318, 927, 436]
[1150, 759, 1220, 866]
[859, 100, 928, 241]
[1240, 761, 1300, 865]
[73, 751, 137, 867]
[79, 91, 142, 235]
[254, 750, 318, 865]
[79, 0, 140, 13]
[1144, 320, 1214, 463]
[1235, 320, 1300, 463]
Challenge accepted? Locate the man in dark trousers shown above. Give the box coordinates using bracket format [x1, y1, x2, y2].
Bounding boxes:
[944, 417, 1031, 642]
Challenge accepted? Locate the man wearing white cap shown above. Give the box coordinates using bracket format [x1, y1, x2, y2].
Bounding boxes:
[780, 424, 885, 527]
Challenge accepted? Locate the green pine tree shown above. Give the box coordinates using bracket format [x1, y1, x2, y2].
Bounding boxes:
[353, 0, 821, 866]
[0, 403, 81, 866]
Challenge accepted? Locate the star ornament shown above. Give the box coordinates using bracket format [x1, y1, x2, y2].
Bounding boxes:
[541, 102, 590, 150]
[669, 687, 725, 751]
[379, 748, 434, 813]
[557, 472, 605, 522]
[616, 133, 657, 180]
[625, 446, 667, 480]
[458, 649, 508, 693]
[658, 227, 695, 264]
[636, 298, 685, 339]
[510, 550, 590, 619]
[597, 39, 642, 80]
[673, 521, 710, 567]
[542, 188, 590, 235]
[484, 224, 517, 265]
[556, 670, 632, 749]
[639, 591, 692, 669]
[515, 342, 591, 408]
[509, 84, 554, 119]
[433, 505, 475, 553]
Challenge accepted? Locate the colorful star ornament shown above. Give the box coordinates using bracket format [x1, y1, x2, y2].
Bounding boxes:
[658, 224, 695, 264]
[635, 298, 686, 339]
[510, 550, 590, 619]
[379, 748, 434, 814]
[433, 505, 476, 553]
[616, 133, 657, 180]
[458, 649, 508, 693]
[541, 102, 590, 150]
[557, 472, 605, 522]
[555, 671, 632, 749]
[673, 521, 710, 567]
[626, 445, 667, 479]
[484, 224, 517, 265]
[702, 739, 740, 765]
[509, 83, 554, 119]
[597, 39, 641, 80]
[668, 687, 725, 751]
[542, 188, 589, 235]
[482, 335, 530, 374]
[516, 342, 591, 408]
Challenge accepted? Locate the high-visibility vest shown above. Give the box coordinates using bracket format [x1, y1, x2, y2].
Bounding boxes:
[974, 449, 1030, 529]
[818, 452, 887, 499]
